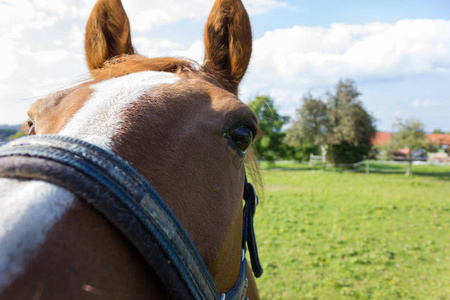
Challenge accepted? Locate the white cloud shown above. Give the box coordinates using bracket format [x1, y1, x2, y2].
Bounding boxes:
[245, 19, 450, 109]
[0, 0, 90, 39]
[0, 0, 288, 35]
[0, 98, 34, 125]
[68, 25, 84, 49]
[245, 0, 290, 15]
[133, 37, 204, 65]
[122, 0, 210, 31]
[373, 106, 387, 118]
[19, 47, 70, 65]
[252, 20, 450, 84]
[0, 38, 18, 80]
[412, 98, 442, 107]
[0, 44, 86, 124]
[123, 0, 288, 31]
[133, 37, 182, 58]
[170, 40, 204, 63]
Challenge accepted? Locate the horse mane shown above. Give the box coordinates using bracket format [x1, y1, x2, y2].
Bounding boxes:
[90, 54, 238, 93]
[90, 54, 199, 80]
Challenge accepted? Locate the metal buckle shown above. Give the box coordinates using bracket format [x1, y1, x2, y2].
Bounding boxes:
[248, 182, 258, 207]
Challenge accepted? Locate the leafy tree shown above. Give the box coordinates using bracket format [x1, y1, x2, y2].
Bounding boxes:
[432, 129, 444, 134]
[283, 79, 376, 165]
[388, 118, 429, 176]
[248, 96, 289, 162]
[0, 128, 17, 142]
[326, 79, 376, 166]
[8, 131, 27, 140]
[284, 94, 328, 161]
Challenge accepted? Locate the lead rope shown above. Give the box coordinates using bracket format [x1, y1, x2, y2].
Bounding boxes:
[242, 177, 263, 278]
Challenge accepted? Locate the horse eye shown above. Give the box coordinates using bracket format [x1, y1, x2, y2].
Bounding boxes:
[227, 126, 254, 153]
[28, 120, 35, 136]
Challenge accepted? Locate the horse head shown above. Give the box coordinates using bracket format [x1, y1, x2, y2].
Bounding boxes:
[0, 0, 261, 299]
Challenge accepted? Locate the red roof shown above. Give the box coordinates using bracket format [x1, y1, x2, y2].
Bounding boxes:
[426, 134, 450, 145]
[372, 132, 450, 147]
[372, 132, 392, 146]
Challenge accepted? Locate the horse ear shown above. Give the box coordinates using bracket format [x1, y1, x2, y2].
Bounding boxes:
[85, 0, 135, 71]
[203, 0, 252, 95]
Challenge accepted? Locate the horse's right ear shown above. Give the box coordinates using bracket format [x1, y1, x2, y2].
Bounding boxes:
[85, 0, 135, 72]
[203, 0, 252, 95]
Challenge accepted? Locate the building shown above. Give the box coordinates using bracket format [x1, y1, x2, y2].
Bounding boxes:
[371, 132, 392, 147]
[372, 132, 450, 149]
[371, 131, 450, 161]
[426, 133, 450, 151]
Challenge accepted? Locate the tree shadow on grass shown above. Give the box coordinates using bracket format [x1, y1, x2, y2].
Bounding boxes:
[350, 169, 450, 181]
[412, 171, 450, 181]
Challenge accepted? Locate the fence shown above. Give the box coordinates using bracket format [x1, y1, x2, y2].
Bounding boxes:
[265, 159, 450, 174]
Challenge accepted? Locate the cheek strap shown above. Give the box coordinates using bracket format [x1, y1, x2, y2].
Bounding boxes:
[242, 177, 263, 278]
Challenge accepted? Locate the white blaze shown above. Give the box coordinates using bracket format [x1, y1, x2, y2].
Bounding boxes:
[59, 71, 179, 149]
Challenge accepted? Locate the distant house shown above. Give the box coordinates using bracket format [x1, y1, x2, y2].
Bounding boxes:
[371, 131, 450, 161]
[426, 134, 450, 162]
[426, 133, 450, 150]
[372, 132, 450, 148]
[371, 132, 392, 146]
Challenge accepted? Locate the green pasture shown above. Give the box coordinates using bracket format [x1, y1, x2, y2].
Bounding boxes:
[252, 162, 450, 299]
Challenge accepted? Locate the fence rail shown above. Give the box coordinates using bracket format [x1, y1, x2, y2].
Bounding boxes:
[263, 159, 450, 174]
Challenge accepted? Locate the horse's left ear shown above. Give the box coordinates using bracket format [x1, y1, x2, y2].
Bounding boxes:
[85, 0, 135, 71]
[203, 0, 252, 95]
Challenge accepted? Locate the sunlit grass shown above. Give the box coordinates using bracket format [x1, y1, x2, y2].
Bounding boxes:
[253, 163, 450, 299]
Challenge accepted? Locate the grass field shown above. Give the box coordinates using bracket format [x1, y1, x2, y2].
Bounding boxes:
[252, 162, 450, 299]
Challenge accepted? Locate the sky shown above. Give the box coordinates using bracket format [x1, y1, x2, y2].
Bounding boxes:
[0, 0, 449, 132]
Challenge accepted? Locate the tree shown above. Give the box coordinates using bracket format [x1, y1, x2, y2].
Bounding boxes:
[248, 96, 289, 162]
[326, 79, 376, 166]
[283, 79, 376, 165]
[0, 127, 18, 142]
[8, 131, 26, 140]
[284, 94, 328, 161]
[432, 129, 444, 134]
[388, 118, 429, 176]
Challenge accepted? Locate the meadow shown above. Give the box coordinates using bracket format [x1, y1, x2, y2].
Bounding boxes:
[253, 162, 450, 299]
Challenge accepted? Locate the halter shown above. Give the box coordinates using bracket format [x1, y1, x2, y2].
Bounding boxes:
[0, 135, 262, 299]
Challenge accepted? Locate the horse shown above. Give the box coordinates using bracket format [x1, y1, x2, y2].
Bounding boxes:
[0, 0, 263, 299]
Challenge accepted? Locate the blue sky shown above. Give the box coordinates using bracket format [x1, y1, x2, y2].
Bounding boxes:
[251, 0, 449, 34]
[0, 0, 449, 132]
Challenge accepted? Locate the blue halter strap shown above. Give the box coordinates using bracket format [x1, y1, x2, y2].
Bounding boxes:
[0, 135, 262, 299]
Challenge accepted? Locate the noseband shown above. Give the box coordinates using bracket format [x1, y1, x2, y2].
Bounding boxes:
[0, 135, 262, 299]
